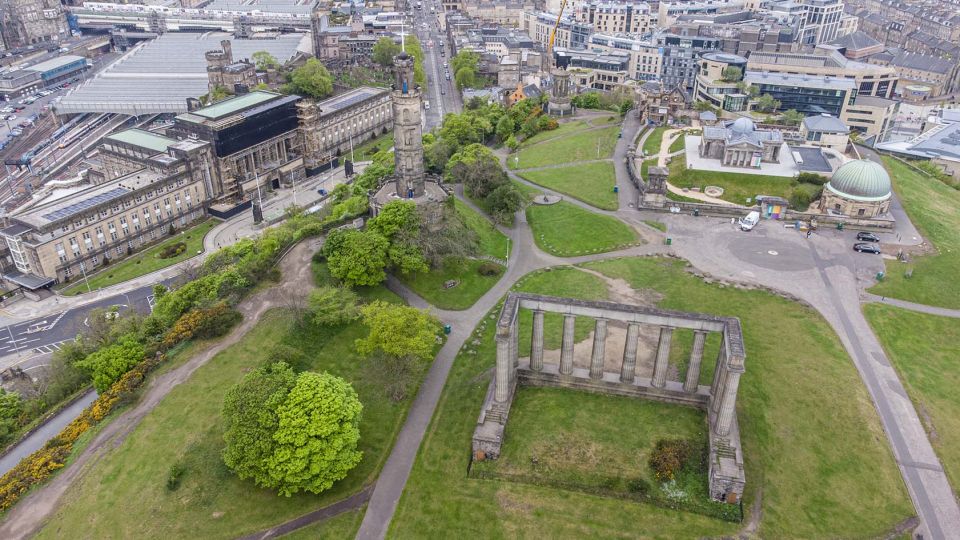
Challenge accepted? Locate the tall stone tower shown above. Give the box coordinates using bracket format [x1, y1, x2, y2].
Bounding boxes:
[392, 51, 425, 198]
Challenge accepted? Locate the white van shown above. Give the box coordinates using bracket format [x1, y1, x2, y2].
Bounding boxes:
[739, 211, 760, 231]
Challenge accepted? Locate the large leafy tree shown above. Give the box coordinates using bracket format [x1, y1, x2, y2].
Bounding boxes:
[355, 301, 441, 362]
[222, 364, 363, 496]
[222, 362, 297, 487]
[268, 372, 363, 496]
[0, 389, 23, 442]
[755, 93, 780, 113]
[445, 143, 507, 198]
[372, 37, 401, 67]
[251, 51, 279, 70]
[780, 109, 805, 126]
[308, 286, 360, 327]
[323, 229, 390, 286]
[439, 113, 486, 150]
[368, 200, 429, 274]
[454, 67, 477, 90]
[288, 58, 334, 99]
[75, 337, 145, 392]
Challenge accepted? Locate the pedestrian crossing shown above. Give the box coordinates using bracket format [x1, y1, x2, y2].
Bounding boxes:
[32, 340, 72, 355]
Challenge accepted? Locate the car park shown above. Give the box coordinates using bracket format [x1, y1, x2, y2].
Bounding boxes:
[853, 243, 881, 254]
[856, 231, 880, 242]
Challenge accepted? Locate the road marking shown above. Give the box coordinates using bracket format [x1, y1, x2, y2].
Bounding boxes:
[48, 309, 68, 330]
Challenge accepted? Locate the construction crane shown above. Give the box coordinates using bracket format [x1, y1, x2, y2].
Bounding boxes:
[547, 0, 569, 68]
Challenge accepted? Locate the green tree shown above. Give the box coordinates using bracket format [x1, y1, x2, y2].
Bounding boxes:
[308, 286, 360, 327]
[0, 389, 23, 442]
[288, 58, 334, 99]
[720, 66, 742, 82]
[439, 112, 485, 149]
[450, 50, 480, 75]
[495, 114, 515, 142]
[694, 100, 718, 113]
[505, 134, 519, 152]
[780, 109, 805, 126]
[268, 371, 363, 496]
[323, 229, 389, 287]
[355, 301, 441, 362]
[445, 143, 508, 198]
[754, 93, 780, 113]
[368, 200, 420, 240]
[75, 337, 145, 392]
[372, 37, 401, 67]
[251, 51, 279, 71]
[403, 35, 427, 87]
[222, 362, 297, 489]
[454, 67, 476, 90]
[486, 183, 526, 224]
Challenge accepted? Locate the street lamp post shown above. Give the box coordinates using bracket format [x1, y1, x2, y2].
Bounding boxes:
[79, 260, 92, 293]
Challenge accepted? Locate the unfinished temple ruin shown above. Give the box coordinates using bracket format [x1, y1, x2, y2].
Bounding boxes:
[472, 292, 747, 502]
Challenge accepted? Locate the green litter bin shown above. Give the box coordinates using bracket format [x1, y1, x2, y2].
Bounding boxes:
[444, 324, 452, 335]
[837, 222, 844, 231]
[665, 238, 672, 246]
[876, 271, 885, 281]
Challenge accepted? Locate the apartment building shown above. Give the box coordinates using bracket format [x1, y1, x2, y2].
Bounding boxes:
[576, 1, 655, 35]
[796, 0, 845, 46]
[883, 51, 960, 97]
[520, 10, 593, 50]
[0, 0, 67, 49]
[587, 32, 661, 81]
[657, 32, 723, 93]
[554, 48, 631, 91]
[1, 132, 212, 287]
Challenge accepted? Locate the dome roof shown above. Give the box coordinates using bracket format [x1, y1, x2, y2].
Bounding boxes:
[731, 117, 755, 134]
[826, 160, 892, 202]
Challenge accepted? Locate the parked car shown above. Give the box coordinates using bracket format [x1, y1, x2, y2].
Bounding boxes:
[853, 243, 881, 254]
[856, 231, 880, 242]
[6, 114, 16, 120]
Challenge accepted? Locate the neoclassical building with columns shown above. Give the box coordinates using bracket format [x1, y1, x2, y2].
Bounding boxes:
[472, 292, 748, 503]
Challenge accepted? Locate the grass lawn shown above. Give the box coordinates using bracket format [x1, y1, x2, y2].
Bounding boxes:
[351, 131, 394, 160]
[512, 266, 609, 351]
[510, 126, 619, 169]
[389, 258, 913, 538]
[61, 220, 217, 296]
[864, 304, 960, 487]
[520, 120, 591, 147]
[518, 161, 618, 210]
[869, 157, 960, 308]
[278, 506, 366, 539]
[669, 132, 687, 153]
[526, 201, 639, 257]
[37, 282, 418, 539]
[399, 258, 504, 310]
[668, 156, 796, 205]
[642, 126, 668, 156]
[454, 199, 509, 259]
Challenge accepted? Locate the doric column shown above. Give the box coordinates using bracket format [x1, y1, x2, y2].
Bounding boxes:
[510, 315, 519, 369]
[684, 330, 708, 393]
[560, 314, 575, 375]
[651, 326, 673, 388]
[530, 310, 545, 372]
[714, 370, 742, 436]
[711, 338, 728, 413]
[494, 334, 511, 403]
[620, 323, 640, 383]
[589, 318, 608, 379]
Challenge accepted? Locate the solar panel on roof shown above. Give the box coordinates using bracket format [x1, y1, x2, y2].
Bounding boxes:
[42, 188, 130, 222]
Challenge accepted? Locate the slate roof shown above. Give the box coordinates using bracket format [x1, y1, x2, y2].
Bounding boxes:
[703, 118, 783, 148]
[827, 31, 881, 51]
[802, 115, 849, 134]
[890, 51, 955, 74]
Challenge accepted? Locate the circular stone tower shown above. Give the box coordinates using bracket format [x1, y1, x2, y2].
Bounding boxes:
[391, 51, 426, 198]
[547, 69, 573, 116]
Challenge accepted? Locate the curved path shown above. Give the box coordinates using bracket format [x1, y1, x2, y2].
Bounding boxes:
[862, 292, 960, 319]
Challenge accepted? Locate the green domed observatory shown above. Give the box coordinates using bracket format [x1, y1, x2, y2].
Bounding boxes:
[819, 159, 892, 218]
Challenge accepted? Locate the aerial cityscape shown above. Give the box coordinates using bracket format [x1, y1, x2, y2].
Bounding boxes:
[0, 0, 958, 537]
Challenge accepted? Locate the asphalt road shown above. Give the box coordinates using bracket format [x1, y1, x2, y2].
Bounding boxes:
[413, 4, 460, 130]
[0, 277, 177, 372]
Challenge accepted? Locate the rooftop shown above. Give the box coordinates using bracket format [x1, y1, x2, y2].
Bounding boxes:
[25, 55, 86, 74]
[14, 169, 165, 229]
[744, 71, 856, 90]
[192, 91, 280, 119]
[317, 86, 389, 116]
[56, 33, 306, 116]
[105, 128, 177, 153]
[889, 51, 955, 75]
[802, 115, 849, 134]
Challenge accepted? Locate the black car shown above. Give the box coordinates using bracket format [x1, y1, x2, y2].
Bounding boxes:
[856, 231, 880, 242]
[853, 243, 881, 254]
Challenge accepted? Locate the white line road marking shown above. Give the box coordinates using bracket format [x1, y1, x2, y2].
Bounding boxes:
[48, 309, 68, 330]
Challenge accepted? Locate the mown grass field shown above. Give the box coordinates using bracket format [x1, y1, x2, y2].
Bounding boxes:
[667, 156, 796, 204]
[869, 157, 960, 308]
[864, 303, 960, 488]
[510, 126, 619, 169]
[389, 258, 912, 538]
[526, 201, 638, 256]
[518, 161, 619, 210]
[37, 277, 417, 539]
[61, 220, 217, 296]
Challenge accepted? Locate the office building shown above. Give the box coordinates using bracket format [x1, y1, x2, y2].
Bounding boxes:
[747, 49, 898, 99]
[587, 33, 661, 81]
[693, 51, 750, 112]
[797, 0, 845, 46]
[743, 70, 856, 116]
[657, 32, 723, 92]
[520, 10, 593, 51]
[168, 90, 305, 203]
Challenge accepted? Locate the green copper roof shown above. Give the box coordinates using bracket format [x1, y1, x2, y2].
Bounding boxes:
[105, 128, 177, 153]
[191, 91, 279, 119]
[825, 159, 892, 202]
